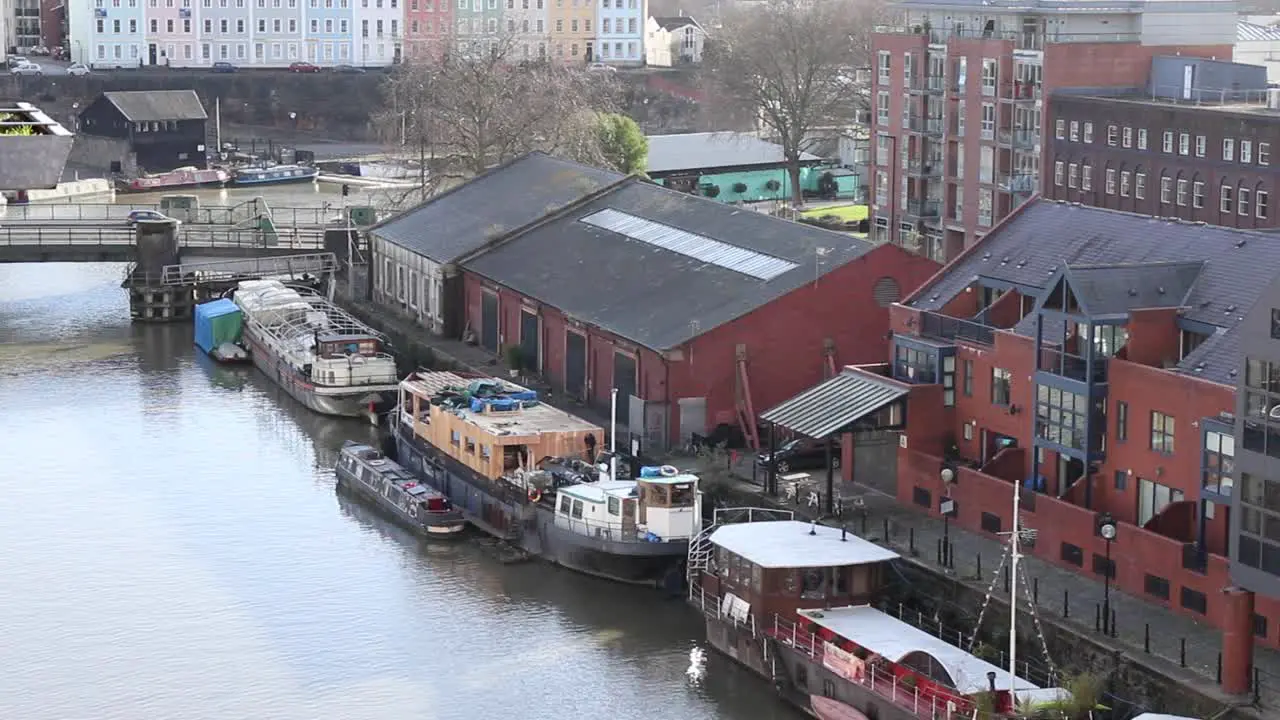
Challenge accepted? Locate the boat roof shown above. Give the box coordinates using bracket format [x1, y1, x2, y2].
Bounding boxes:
[797, 605, 1041, 695]
[403, 370, 601, 437]
[709, 521, 899, 569]
[559, 480, 637, 502]
[342, 442, 445, 499]
[637, 473, 700, 485]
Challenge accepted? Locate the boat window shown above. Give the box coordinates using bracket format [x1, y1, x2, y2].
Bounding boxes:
[751, 564, 763, 594]
[835, 567, 850, 595]
[716, 546, 728, 578]
[607, 496, 621, 516]
[480, 445, 491, 462]
[571, 499, 584, 519]
[801, 568, 827, 599]
[559, 494, 572, 515]
[670, 483, 695, 507]
[450, 430, 461, 447]
[464, 437, 476, 454]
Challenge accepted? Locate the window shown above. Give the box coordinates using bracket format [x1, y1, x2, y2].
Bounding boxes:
[1224, 138, 1236, 162]
[991, 368, 1012, 406]
[1241, 187, 1251, 217]
[1221, 184, 1234, 214]
[877, 50, 890, 83]
[1069, 121, 1079, 142]
[894, 344, 937, 383]
[1193, 181, 1205, 209]
[1114, 470, 1127, 491]
[1081, 165, 1092, 192]
[1107, 124, 1117, 145]
[1261, 142, 1271, 166]
[1195, 135, 1206, 157]
[1135, 173, 1146, 199]
[963, 359, 973, 397]
[1122, 126, 1133, 148]
[1054, 161, 1064, 186]
[1259, 190, 1270, 220]
[1178, 132, 1190, 155]
[1035, 386, 1088, 450]
[1144, 573, 1171, 600]
[1068, 163, 1078, 189]
[1083, 122, 1093, 143]
[1236, 472, 1280, 576]
[1137, 129, 1148, 150]
[1160, 176, 1172, 204]
[1243, 140, 1254, 164]
[1055, 119, 1065, 140]
[876, 91, 889, 125]
[1203, 429, 1235, 495]
[1176, 178, 1188, 207]
[1151, 411, 1175, 454]
[1162, 130, 1173, 153]
[942, 355, 956, 407]
[1105, 168, 1116, 195]
[1120, 171, 1131, 197]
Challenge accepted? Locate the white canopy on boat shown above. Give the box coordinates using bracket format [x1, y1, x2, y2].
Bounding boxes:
[709, 521, 899, 569]
[797, 605, 1041, 695]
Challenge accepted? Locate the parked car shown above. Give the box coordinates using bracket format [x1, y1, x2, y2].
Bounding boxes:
[5, 55, 28, 68]
[66, 63, 91, 76]
[333, 64, 366, 74]
[587, 62, 616, 73]
[288, 61, 321, 73]
[11, 63, 43, 76]
[211, 61, 238, 73]
[126, 209, 175, 225]
[755, 437, 843, 474]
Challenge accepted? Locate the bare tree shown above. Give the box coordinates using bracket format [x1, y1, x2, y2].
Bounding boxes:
[377, 35, 620, 201]
[705, 0, 883, 205]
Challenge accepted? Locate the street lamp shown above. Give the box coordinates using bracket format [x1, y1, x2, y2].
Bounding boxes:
[1097, 512, 1117, 636]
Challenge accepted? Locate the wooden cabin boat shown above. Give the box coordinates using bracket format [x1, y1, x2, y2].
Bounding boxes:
[687, 516, 1068, 720]
[394, 370, 702, 587]
[335, 441, 467, 537]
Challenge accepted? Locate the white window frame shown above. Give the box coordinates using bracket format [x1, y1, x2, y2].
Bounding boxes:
[1192, 181, 1204, 209]
[1136, 173, 1146, 200]
[1055, 119, 1065, 140]
[1068, 163, 1079, 189]
[1138, 129, 1148, 150]
[1176, 178, 1188, 207]
[1220, 184, 1233, 214]
[1105, 168, 1116, 195]
[1122, 127, 1133, 148]
[1054, 160, 1065, 186]
[1195, 135, 1206, 158]
[1069, 121, 1079, 142]
[1258, 190, 1270, 219]
[1224, 138, 1235, 162]
[1162, 131, 1174, 153]
[1083, 122, 1094, 143]
[1120, 171, 1131, 197]
[1240, 187, 1251, 217]
[1260, 142, 1271, 166]
[1107, 124, 1117, 146]
[1081, 164, 1092, 192]
[1242, 140, 1254, 164]
[1160, 175, 1172, 204]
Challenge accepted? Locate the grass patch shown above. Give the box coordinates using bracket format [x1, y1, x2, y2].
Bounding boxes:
[799, 204, 868, 223]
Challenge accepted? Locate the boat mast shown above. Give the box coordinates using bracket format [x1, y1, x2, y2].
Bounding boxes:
[1008, 479, 1021, 701]
[215, 97, 222, 153]
[610, 387, 618, 481]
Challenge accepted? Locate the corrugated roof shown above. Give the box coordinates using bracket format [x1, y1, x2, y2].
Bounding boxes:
[370, 152, 625, 263]
[760, 369, 907, 438]
[1061, 261, 1203, 317]
[102, 90, 207, 122]
[907, 200, 1280, 386]
[1238, 19, 1280, 41]
[462, 178, 877, 351]
[645, 132, 821, 175]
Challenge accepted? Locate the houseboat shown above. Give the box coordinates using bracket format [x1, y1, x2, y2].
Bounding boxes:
[336, 441, 467, 537]
[116, 166, 229, 193]
[687, 516, 1070, 720]
[231, 280, 399, 420]
[394, 370, 702, 587]
[231, 164, 319, 187]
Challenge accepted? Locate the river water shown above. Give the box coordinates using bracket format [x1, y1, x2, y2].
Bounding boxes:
[0, 190, 801, 720]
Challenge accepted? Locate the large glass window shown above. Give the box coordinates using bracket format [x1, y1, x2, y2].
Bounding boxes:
[894, 344, 937, 384]
[1035, 385, 1087, 450]
[1242, 357, 1280, 459]
[1138, 477, 1184, 525]
[1151, 411, 1175, 454]
[1203, 429, 1235, 496]
[1236, 472, 1280, 577]
[991, 368, 1012, 405]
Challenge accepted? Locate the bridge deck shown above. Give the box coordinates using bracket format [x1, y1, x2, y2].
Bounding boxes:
[160, 252, 338, 285]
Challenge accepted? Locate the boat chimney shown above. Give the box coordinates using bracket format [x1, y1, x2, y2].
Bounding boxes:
[841, 526, 848, 542]
[809, 520, 817, 536]
[987, 671, 997, 693]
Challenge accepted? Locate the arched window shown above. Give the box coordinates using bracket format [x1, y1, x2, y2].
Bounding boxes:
[1256, 181, 1270, 222]
[1219, 180, 1234, 215]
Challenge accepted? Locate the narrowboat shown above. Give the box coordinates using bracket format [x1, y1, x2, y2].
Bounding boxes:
[117, 166, 229, 193]
[687, 515, 1072, 720]
[231, 280, 399, 420]
[231, 164, 319, 186]
[336, 441, 467, 537]
[394, 370, 702, 587]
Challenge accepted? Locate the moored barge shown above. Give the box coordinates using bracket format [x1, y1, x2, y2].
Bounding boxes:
[394, 370, 702, 587]
[687, 515, 1070, 719]
[336, 441, 467, 537]
[117, 166, 229, 193]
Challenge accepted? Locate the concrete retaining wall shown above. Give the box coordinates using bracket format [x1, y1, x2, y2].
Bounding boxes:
[68, 135, 136, 177]
[21, 178, 114, 203]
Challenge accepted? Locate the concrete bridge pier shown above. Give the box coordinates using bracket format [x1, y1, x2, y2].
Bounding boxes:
[124, 219, 194, 323]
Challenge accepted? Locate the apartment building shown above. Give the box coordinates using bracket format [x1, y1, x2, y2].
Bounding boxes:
[403, 0, 450, 62]
[1047, 57, 1280, 232]
[869, 0, 1236, 264]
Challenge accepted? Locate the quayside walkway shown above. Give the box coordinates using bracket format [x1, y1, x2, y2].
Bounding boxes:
[0, 227, 327, 263]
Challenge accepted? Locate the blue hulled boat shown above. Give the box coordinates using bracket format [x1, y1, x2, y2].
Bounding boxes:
[231, 164, 319, 186]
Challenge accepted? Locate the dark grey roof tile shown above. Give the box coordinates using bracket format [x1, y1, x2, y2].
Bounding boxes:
[102, 90, 207, 122]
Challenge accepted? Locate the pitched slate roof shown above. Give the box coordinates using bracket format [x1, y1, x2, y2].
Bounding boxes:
[102, 90, 207, 122]
[1060, 261, 1204, 318]
[906, 199, 1280, 386]
[645, 132, 821, 175]
[370, 152, 625, 263]
[653, 15, 703, 31]
[462, 178, 877, 351]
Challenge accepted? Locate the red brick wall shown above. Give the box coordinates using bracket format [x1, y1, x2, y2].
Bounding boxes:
[1124, 308, 1180, 369]
[1042, 43, 1234, 91]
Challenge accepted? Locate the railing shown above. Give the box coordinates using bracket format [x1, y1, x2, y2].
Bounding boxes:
[0, 203, 336, 227]
[1002, 81, 1043, 102]
[906, 75, 947, 94]
[767, 613, 972, 720]
[1142, 84, 1273, 107]
[902, 199, 941, 219]
[1038, 348, 1109, 384]
[919, 310, 995, 346]
[0, 225, 327, 250]
[875, 24, 1140, 48]
[905, 114, 945, 136]
[997, 172, 1037, 194]
[905, 159, 943, 178]
[159, 251, 338, 285]
[996, 128, 1038, 149]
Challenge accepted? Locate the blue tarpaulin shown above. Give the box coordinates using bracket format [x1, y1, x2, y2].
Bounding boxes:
[194, 298, 243, 354]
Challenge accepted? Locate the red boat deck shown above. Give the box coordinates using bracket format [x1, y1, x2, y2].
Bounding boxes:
[810, 695, 870, 720]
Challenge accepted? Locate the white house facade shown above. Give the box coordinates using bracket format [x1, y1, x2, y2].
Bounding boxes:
[643, 13, 703, 67]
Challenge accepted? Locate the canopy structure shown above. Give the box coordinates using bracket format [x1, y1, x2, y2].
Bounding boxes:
[761, 369, 907, 439]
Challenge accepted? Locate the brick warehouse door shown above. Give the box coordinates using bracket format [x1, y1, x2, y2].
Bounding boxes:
[613, 352, 637, 424]
[519, 309, 539, 372]
[565, 330, 587, 401]
[852, 429, 899, 496]
[481, 292, 499, 353]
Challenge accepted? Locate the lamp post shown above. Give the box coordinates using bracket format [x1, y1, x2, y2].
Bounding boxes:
[1097, 512, 1117, 635]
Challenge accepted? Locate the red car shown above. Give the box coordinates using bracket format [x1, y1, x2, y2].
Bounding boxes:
[289, 62, 321, 73]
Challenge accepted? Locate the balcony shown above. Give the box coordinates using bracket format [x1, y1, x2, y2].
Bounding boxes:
[902, 199, 941, 221]
[997, 171, 1037, 195]
[907, 75, 946, 95]
[1038, 347, 1109, 384]
[1002, 81, 1043, 103]
[996, 128, 1038, 150]
[919, 310, 994, 346]
[874, 24, 1140, 49]
[905, 114, 945, 137]
[904, 159, 942, 178]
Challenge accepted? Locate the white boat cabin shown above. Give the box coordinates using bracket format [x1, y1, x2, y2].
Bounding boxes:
[554, 472, 702, 543]
[311, 331, 397, 387]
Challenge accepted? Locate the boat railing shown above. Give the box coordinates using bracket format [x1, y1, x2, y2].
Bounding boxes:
[766, 614, 972, 720]
[552, 512, 687, 545]
[688, 580, 758, 637]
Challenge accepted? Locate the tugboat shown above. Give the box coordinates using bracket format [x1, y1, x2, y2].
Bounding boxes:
[335, 441, 468, 537]
[394, 370, 702, 586]
[231, 163, 319, 187]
